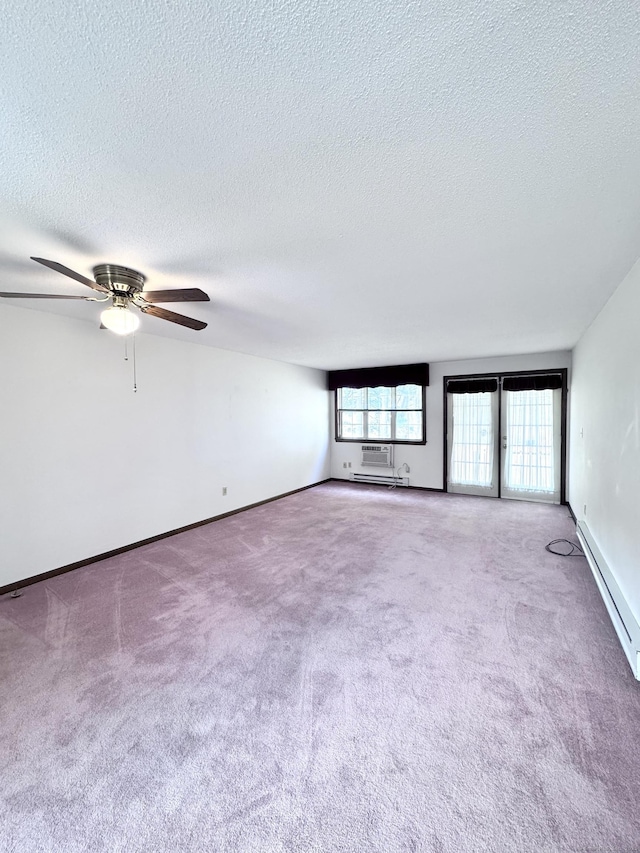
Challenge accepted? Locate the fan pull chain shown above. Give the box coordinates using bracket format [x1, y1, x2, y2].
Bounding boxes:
[132, 332, 137, 393]
[124, 336, 128, 361]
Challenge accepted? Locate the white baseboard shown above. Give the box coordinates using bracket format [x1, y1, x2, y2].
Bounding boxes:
[576, 521, 640, 680]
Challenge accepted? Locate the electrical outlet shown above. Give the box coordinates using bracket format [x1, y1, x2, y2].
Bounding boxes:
[583, 504, 587, 516]
[405, 464, 410, 473]
[343, 462, 347, 468]
[348, 462, 352, 468]
[222, 487, 227, 496]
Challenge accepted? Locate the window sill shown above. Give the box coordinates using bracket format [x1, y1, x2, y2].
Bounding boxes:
[334, 437, 426, 445]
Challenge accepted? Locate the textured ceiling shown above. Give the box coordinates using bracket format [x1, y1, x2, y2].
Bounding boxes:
[1, 0, 640, 369]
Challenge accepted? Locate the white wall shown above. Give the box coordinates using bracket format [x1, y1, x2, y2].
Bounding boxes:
[570, 258, 640, 621]
[331, 351, 572, 489]
[0, 304, 330, 587]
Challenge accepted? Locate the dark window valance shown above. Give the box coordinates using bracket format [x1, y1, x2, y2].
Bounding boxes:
[446, 378, 498, 394]
[503, 374, 563, 392]
[327, 363, 429, 391]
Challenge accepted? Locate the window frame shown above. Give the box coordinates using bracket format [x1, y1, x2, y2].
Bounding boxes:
[334, 384, 427, 445]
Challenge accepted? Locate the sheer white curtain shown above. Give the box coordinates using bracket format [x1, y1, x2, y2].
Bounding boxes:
[450, 392, 494, 487]
[504, 389, 554, 493]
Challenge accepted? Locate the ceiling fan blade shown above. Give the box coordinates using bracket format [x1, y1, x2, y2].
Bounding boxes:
[141, 288, 210, 303]
[140, 304, 207, 330]
[0, 292, 93, 299]
[30, 257, 108, 293]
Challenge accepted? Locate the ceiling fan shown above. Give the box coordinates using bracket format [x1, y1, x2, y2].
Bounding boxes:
[0, 257, 209, 334]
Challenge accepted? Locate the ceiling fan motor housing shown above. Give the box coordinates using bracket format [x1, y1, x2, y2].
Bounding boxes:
[93, 264, 145, 295]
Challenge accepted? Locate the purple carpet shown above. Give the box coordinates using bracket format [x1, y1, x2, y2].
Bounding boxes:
[1, 482, 639, 852]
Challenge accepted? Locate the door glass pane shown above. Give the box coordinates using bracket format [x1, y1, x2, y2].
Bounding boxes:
[450, 393, 494, 487]
[367, 386, 395, 410]
[340, 411, 364, 439]
[367, 411, 392, 439]
[505, 389, 554, 493]
[396, 411, 422, 441]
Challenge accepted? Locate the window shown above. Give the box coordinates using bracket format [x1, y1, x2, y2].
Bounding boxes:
[336, 384, 425, 443]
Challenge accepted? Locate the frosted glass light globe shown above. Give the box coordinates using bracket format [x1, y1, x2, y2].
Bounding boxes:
[100, 306, 140, 336]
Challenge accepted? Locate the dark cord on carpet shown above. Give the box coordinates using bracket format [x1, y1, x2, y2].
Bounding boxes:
[545, 538, 585, 557]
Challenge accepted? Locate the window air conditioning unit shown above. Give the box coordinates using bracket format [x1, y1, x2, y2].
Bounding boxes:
[361, 444, 393, 467]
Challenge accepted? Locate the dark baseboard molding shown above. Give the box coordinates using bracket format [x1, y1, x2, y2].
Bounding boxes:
[329, 476, 445, 493]
[0, 479, 331, 596]
[566, 502, 577, 523]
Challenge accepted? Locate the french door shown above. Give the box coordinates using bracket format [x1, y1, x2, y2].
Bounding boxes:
[500, 385, 561, 502]
[447, 387, 500, 497]
[445, 372, 565, 504]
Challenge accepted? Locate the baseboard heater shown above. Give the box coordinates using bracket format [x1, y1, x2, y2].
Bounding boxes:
[576, 520, 640, 680]
[350, 473, 409, 487]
